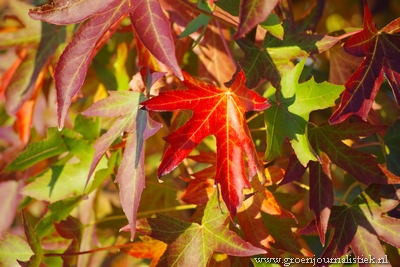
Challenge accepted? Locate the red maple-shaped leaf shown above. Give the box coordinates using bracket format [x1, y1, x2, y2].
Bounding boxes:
[141, 70, 270, 217]
[330, 0, 400, 124]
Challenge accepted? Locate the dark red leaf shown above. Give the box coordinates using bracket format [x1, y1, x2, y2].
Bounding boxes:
[330, 0, 400, 124]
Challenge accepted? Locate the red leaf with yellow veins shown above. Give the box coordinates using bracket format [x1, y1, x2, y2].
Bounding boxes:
[141, 70, 270, 217]
[330, 0, 400, 124]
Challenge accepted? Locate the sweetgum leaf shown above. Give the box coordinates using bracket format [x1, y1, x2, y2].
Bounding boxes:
[141, 70, 269, 217]
[308, 122, 387, 184]
[328, 43, 363, 85]
[19, 212, 42, 267]
[53, 0, 130, 129]
[330, 0, 400, 124]
[0, 232, 33, 267]
[6, 128, 68, 171]
[237, 23, 338, 88]
[384, 119, 400, 176]
[0, 0, 40, 48]
[29, 0, 182, 129]
[121, 236, 167, 266]
[197, 21, 236, 86]
[264, 58, 344, 166]
[321, 185, 400, 261]
[82, 90, 162, 240]
[281, 153, 333, 244]
[53, 216, 82, 267]
[308, 157, 333, 245]
[21, 139, 107, 203]
[233, 0, 278, 39]
[136, 192, 267, 266]
[35, 196, 82, 238]
[28, 0, 116, 25]
[130, 0, 182, 80]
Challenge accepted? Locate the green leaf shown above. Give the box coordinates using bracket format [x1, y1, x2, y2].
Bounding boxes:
[19, 212, 42, 267]
[6, 128, 68, 171]
[237, 21, 338, 88]
[215, 0, 240, 16]
[179, 14, 210, 38]
[35, 196, 82, 238]
[73, 114, 100, 141]
[259, 13, 284, 40]
[384, 119, 400, 176]
[264, 58, 344, 166]
[22, 152, 107, 203]
[136, 192, 266, 266]
[0, 232, 33, 267]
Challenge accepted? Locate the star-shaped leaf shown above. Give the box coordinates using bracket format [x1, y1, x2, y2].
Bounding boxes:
[330, 0, 400, 124]
[82, 88, 162, 240]
[135, 192, 267, 267]
[141, 70, 269, 217]
[321, 185, 400, 261]
[237, 21, 338, 88]
[308, 122, 387, 184]
[264, 58, 344, 166]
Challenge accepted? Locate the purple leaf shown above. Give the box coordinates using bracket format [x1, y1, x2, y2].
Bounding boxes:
[233, 0, 278, 39]
[130, 0, 183, 80]
[28, 0, 117, 25]
[55, 1, 130, 129]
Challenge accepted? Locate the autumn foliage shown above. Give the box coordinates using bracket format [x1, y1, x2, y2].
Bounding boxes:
[1, 0, 400, 266]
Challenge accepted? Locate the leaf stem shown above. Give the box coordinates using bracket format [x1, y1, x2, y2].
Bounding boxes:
[341, 181, 360, 203]
[215, 20, 236, 69]
[44, 242, 136, 257]
[293, 181, 310, 190]
[250, 127, 267, 132]
[246, 111, 263, 123]
[178, 0, 236, 29]
[334, 197, 351, 207]
[85, 204, 197, 226]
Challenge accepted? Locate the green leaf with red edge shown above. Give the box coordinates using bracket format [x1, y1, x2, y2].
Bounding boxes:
[135, 192, 267, 267]
[19, 212, 42, 267]
[141, 70, 269, 217]
[237, 21, 338, 88]
[308, 122, 388, 184]
[53, 216, 83, 267]
[264, 58, 344, 166]
[330, 0, 400, 124]
[0, 232, 33, 267]
[82, 88, 162, 240]
[320, 184, 400, 260]
[232, 0, 278, 39]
